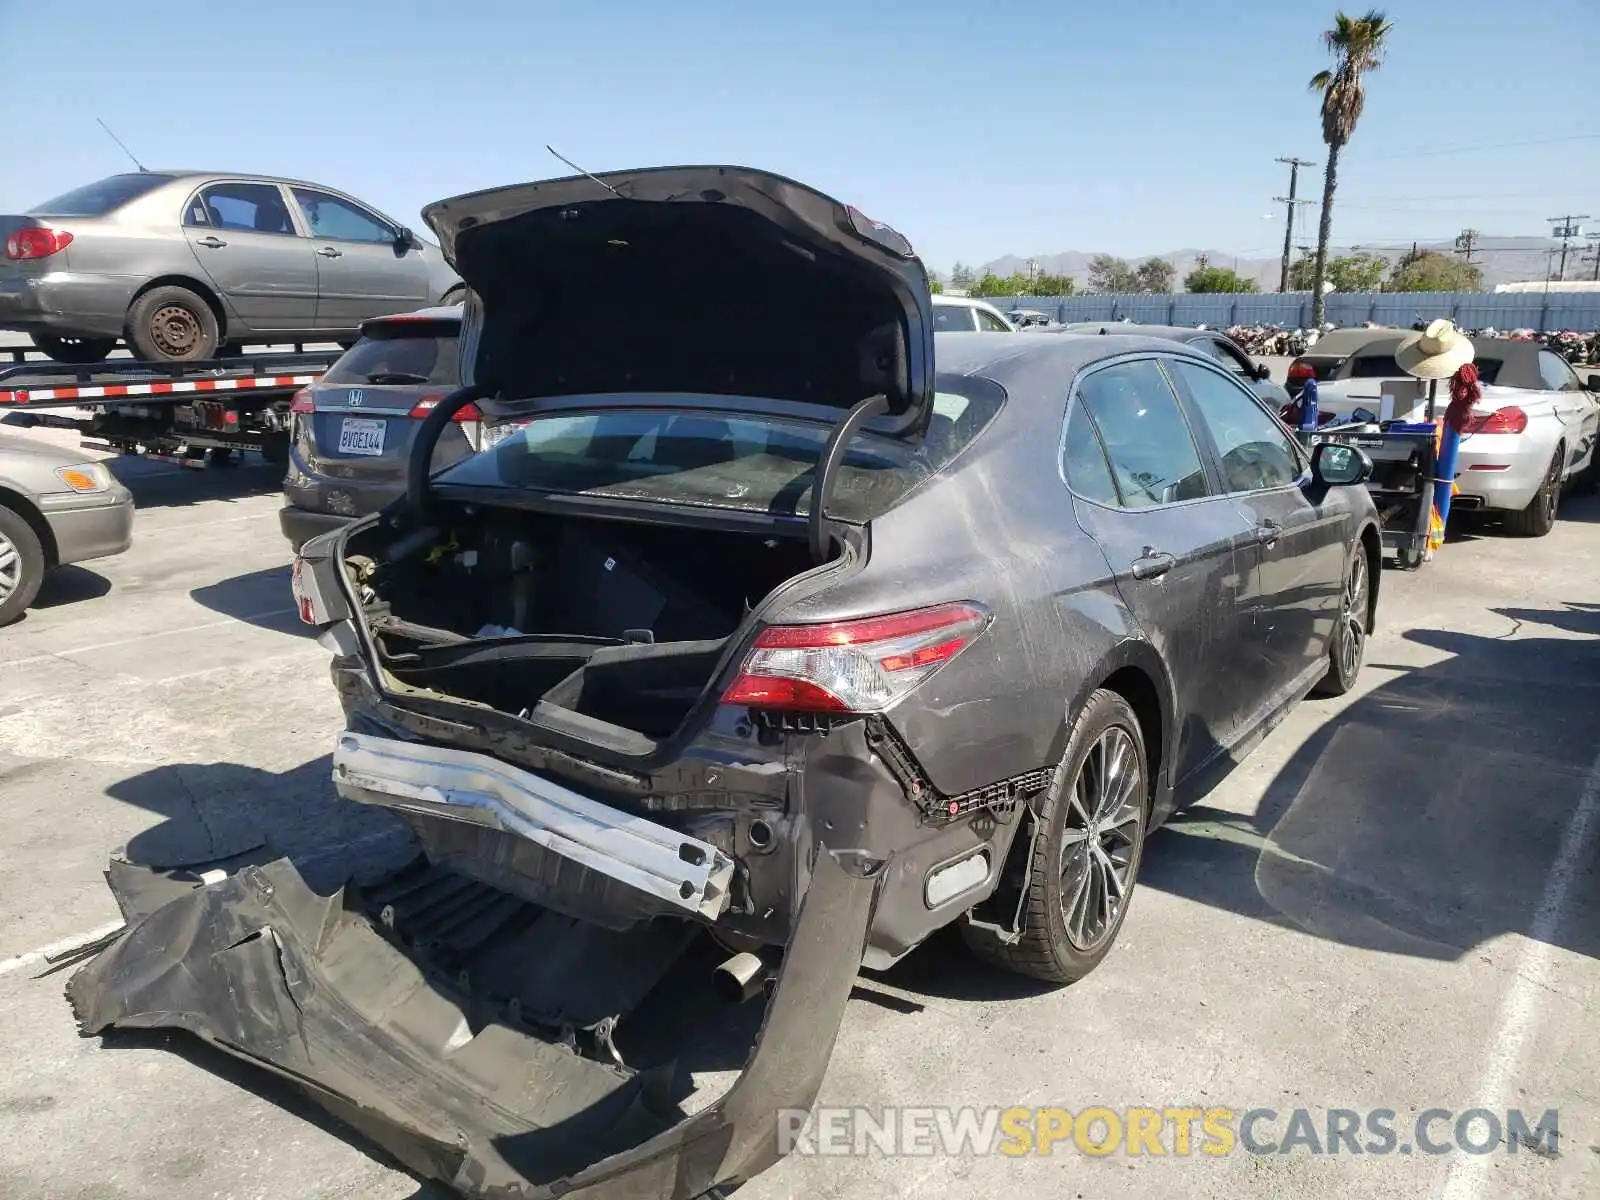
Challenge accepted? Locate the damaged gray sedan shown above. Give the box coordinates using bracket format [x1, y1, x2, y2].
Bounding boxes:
[69, 165, 1382, 1198]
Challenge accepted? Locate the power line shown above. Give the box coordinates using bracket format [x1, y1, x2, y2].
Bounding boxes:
[1273, 156, 1318, 292]
[1347, 132, 1600, 162]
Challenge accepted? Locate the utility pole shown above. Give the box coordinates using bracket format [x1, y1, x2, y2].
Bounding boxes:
[1274, 156, 1317, 292]
[1453, 228, 1480, 262]
[1584, 242, 1600, 281]
[1547, 215, 1590, 282]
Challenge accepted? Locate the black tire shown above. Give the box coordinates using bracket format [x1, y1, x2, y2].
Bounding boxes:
[1311, 541, 1370, 697]
[206, 447, 235, 467]
[0, 504, 47, 626]
[961, 688, 1150, 984]
[31, 334, 117, 364]
[440, 287, 466, 308]
[125, 285, 220, 362]
[259, 432, 289, 468]
[1501, 446, 1563, 538]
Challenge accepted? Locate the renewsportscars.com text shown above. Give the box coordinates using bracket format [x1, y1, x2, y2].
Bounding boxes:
[776, 1106, 1560, 1158]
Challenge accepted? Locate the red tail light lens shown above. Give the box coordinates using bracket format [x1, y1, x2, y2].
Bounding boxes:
[722, 602, 991, 713]
[409, 394, 483, 421]
[1287, 359, 1315, 383]
[5, 227, 73, 260]
[1461, 406, 1527, 435]
[289, 387, 315, 414]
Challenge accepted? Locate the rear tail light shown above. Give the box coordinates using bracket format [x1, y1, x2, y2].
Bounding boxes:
[5, 227, 73, 260]
[1461, 406, 1527, 435]
[409, 394, 483, 421]
[722, 602, 991, 713]
[290, 555, 318, 625]
[1287, 359, 1315, 383]
[289, 387, 315, 414]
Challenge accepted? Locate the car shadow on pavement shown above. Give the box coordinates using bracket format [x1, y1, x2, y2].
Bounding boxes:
[30, 564, 112, 609]
[1140, 611, 1600, 965]
[190, 564, 310, 635]
[108, 453, 285, 512]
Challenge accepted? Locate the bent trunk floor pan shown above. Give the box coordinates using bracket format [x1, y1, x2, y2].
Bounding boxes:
[66, 846, 880, 1199]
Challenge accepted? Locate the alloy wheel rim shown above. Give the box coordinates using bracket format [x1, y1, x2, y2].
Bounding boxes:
[1339, 552, 1367, 678]
[1060, 725, 1144, 951]
[152, 305, 201, 356]
[1544, 452, 1562, 522]
[0, 529, 20, 603]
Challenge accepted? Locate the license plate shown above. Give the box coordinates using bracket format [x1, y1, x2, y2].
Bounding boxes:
[338, 417, 386, 456]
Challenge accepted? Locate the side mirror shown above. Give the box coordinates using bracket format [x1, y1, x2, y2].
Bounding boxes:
[1311, 441, 1372, 487]
[1586, 373, 1599, 393]
[396, 226, 417, 249]
[1254, 362, 1272, 381]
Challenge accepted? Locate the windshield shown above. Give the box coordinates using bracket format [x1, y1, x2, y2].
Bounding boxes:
[30, 173, 174, 216]
[321, 328, 461, 386]
[434, 377, 1006, 521]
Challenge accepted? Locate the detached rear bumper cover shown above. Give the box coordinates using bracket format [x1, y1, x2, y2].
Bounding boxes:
[67, 845, 879, 1199]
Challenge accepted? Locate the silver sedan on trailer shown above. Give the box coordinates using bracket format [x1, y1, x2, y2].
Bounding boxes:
[1, 172, 464, 364]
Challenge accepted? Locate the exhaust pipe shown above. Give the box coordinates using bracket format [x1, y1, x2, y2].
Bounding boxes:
[714, 951, 770, 1004]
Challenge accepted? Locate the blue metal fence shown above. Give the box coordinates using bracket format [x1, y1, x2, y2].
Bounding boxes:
[982, 291, 1600, 332]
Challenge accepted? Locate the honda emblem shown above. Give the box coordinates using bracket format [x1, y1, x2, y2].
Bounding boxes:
[348, 389, 363, 407]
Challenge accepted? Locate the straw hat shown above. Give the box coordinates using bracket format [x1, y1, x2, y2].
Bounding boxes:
[1396, 318, 1476, 379]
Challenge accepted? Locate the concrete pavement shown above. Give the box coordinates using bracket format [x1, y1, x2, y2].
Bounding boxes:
[0, 426, 1595, 1200]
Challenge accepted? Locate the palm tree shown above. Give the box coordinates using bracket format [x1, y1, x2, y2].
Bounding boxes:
[1308, 10, 1394, 325]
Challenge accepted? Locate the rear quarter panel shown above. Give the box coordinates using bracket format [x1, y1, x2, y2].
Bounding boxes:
[777, 395, 1166, 801]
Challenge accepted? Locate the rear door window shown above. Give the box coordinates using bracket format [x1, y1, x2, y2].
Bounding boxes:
[975, 308, 1012, 332]
[1074, 359, 1212, 508]
[1060, 397, 1121, 506]
[1349, 354, 1403, 378]
[186, 182, 298, 235]
[1204, 337, 1260, 381]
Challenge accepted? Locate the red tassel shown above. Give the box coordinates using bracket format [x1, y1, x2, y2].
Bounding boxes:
[1445, 363, 1480, 433]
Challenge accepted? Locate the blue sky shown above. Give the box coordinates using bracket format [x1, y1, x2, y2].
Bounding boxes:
[1, 0, 1595, 272]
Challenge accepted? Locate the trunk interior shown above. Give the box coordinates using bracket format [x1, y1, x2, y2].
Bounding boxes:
[344, 505, 831, 737]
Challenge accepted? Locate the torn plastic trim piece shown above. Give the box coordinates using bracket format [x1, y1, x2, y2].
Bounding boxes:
[67, 844, 884, 1199]
[333, 732, 735, 920]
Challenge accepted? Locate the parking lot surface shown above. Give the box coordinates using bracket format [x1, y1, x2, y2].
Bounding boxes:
[0, 427, 1596, 1200]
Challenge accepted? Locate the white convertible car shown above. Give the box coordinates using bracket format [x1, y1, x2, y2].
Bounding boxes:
[1301, 332, 1600, 536]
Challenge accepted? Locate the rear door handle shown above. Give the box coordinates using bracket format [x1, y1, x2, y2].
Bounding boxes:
[317, 246, 343, 258]
[1130, 549, 1176, 580]
[1255, 519, 1281, 546]
[196, 236, 227, 248]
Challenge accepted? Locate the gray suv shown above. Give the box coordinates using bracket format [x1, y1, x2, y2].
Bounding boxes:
[0, 172, 463, 363]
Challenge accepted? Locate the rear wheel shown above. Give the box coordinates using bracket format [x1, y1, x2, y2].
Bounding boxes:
[31, 334, 117, 363]
[125, 286, 220, 362]
[1312, 541, 1369, 697]
[1501, 446, 1563, 537]
[961, 688, 1148, 984]
[0, 504, 47, 626]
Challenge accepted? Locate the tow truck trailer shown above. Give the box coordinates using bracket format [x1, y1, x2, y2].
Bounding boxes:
[0, 344, 340, 465]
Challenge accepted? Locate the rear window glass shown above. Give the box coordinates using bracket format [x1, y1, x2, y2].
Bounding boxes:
[30, 173, 174, 216]
[1348, 353, 1501, 385]
[321, 330, 461, 387]
[434, 375, 1006, 521]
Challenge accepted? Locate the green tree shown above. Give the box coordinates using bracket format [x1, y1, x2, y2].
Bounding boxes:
[1134, 258, 1175, 293]
[969, 272, 1028, 297]
[1032, 273, 1077, 295]
[1185, 265, 1260, 293]
[930, 277, 944, 294]
[1308, 10, 1395, 325]
[1087, 254, 1141, 293]
[949, 261, 977, 289]
[1288, 250, 1388, 291]
[1386, 250, 1484, 292]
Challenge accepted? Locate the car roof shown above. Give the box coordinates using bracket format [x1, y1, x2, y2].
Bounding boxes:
[145, 169, 372, 192]
[1056, 322, 1212, 342]
[1309, 329, 1551, 389]
[935, 329, 1213, 384]
[932, 294, 1002, 309]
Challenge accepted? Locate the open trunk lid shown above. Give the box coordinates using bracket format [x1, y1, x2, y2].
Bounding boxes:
[420, 165, 937, 436]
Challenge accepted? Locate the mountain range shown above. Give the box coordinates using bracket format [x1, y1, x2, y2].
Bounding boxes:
[970, 236, 1592, 292]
